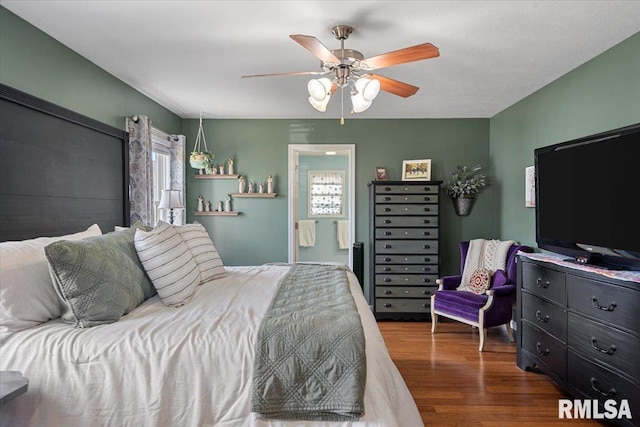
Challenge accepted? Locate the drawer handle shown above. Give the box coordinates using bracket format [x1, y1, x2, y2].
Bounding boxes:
[384, 197, 391, 201]
[590, 337, 617, 355]
[536, 278, 550, 288]
[422, 219, 430, 224]
[383, 220, 391, 224]
[589, 378, 617, 398]
[422, 231, 430, 236]
[536, 342, 550, 356]
[384, 231, 391, 236]
[422, 278, 431, 283]
[423, 197, 430, 201]
[384, 278, 392, 283]
[422, 245, 430, 249]
[592, 297, 617, 312]
[423, 290, 431, 295]
[384, 303, 392, 308]
[383, 267, 390, 272]
[384, 244, 392, 249]
[384, 257, 391, 262]
[384, 208, 391, 212]
[535, 310, 549, 323]
[422, 207, 430, 212]
[384, 290, 392, 295]
[422, 258, 430, 262]
[422, 303, 428, 308]
[422, 267, 430, 272]
[384, 187, 391, 192]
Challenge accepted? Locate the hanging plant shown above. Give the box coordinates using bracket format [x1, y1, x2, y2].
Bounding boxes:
[189, 112, 214, 170]
[443, 165, 490, 216]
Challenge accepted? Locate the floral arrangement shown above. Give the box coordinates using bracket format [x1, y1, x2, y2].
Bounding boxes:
[443, 165, 490, 198]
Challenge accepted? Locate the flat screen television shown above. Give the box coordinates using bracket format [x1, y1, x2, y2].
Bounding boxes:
[534, 122, 640, 271]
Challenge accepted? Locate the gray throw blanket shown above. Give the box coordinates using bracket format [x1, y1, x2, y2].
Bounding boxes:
[251, 263, 366, 421]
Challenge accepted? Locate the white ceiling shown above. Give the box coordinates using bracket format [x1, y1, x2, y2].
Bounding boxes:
[3, 1, 640, 119]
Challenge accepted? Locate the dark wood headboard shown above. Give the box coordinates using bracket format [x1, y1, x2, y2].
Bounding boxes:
[0, 83, 130, 241]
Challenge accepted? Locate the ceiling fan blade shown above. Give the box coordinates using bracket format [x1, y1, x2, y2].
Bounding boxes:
[368, 74, 419, 98]
[362, 43, 439, 70]
[242, 71, 328, 78]
[290, 34, 341, 63]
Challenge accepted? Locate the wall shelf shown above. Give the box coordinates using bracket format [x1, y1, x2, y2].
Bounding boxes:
[194, 174, 239, 180]
[194, 211, 241, 216]
[230, 193, 276, 198]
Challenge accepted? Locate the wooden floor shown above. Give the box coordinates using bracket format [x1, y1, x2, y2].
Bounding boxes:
[378, 321, 604, 426]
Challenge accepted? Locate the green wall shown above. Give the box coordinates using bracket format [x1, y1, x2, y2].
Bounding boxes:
[184, 118, 492, 295]
[490, 32, 640, 250]
[0, 7, 181, 133]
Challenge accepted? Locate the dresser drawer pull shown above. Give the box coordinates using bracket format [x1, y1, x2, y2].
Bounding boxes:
[384, 208, 391, 212]
[384, 290, 392, 295]
[384, 187, 391, 192]
[536, 342, 550, 356]
[422, 267, 430, 272]
[592, 297, 617, 312]
[422, 207, 430, 212]
[384, 257, 391, 262]
[384, 278, 392, 283]
[589, 378, 617, 397]
[422, 245, 430, 249]
[384, 244, 392, 249]
[384, 231, 391, 236]
[422, 258, 430, 262]
[535, 310, 549, 323]
[422, 231, 430, 236]
[422, 278, 431, 283]
[423, 197, 430, 201]
[590, 337, 617, 355]
[383, 220, 391, 224]
[422, 219, 430, 224]
[384, 303, 392, 308]
[422, 303, 428, 308]
[536, 278, 550, 288]
[384, 197, 391, 201]
[423, 290, 431, 295]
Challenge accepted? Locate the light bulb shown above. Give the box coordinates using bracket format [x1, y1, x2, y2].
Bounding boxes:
[307, 78, 332, 101]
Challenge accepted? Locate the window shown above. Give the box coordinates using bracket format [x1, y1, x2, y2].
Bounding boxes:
[152, 128, 172, 225]
[308, 170, 344, 217]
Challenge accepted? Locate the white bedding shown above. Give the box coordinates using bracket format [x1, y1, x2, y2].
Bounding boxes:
[0, 265, 423, 427]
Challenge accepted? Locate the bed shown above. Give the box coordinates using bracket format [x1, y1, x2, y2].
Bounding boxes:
[0, 84, 423, 426]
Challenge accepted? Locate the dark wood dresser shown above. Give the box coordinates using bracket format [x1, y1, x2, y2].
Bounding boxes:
[516, 255, 639, 425]
[369, 181, 441, 320]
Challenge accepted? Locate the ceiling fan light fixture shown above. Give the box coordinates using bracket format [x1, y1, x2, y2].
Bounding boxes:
[355, 77, 380, 102]
[308, 78, 332, 101]
[309, 95, 331, 112]
[351, 91, 372, 113]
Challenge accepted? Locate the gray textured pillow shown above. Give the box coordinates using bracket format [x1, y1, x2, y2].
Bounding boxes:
[45, 222, 155, 328]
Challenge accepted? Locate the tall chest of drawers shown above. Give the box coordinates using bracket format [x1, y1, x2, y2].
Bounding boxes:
[369, 181, 441, 320]
[516, 256, 639, 425]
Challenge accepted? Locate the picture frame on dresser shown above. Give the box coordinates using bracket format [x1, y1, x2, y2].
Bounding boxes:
[401, 159, 431, 181]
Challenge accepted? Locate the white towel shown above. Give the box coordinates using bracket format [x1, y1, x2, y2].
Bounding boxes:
[337, 220, 349, 250]
[298, 220, 316, 247]
[458, 239, 516, 291]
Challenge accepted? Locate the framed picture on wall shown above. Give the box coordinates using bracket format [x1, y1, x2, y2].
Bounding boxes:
[402, 159, 431, 181]
[525, 165, 536, 207]
[375, 166, 389, 181]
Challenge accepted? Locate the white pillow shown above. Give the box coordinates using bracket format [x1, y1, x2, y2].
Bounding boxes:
[134, 225, 201, 307]
[157, 221, 227, 284]
[0, 224, 102, 343]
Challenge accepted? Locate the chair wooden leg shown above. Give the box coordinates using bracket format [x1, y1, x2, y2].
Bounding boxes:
[431, 312, 438, 333]
[479, 328, 487, 351]
[505, 322, 514, 342]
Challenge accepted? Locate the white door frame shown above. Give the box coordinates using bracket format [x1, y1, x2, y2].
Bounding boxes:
[288, 144, 356, 268]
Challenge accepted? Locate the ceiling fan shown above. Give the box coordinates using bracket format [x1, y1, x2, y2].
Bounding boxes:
[242, 25, 439, 120]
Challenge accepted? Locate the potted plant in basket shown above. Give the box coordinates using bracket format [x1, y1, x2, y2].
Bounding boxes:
[190, 151, 215, 173]
[443, 165, 490, 216]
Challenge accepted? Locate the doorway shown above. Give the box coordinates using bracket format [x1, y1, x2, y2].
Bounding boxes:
[288, 144, 355, 268]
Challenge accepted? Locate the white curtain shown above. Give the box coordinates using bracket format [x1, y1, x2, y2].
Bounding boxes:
[127, 116, 186, 226]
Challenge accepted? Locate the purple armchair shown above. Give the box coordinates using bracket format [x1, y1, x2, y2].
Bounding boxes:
[430, 241, 532, 351]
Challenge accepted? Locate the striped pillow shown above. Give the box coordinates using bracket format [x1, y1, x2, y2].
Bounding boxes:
[134, 226, 201, 307]
[157, 221, 227, 284]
